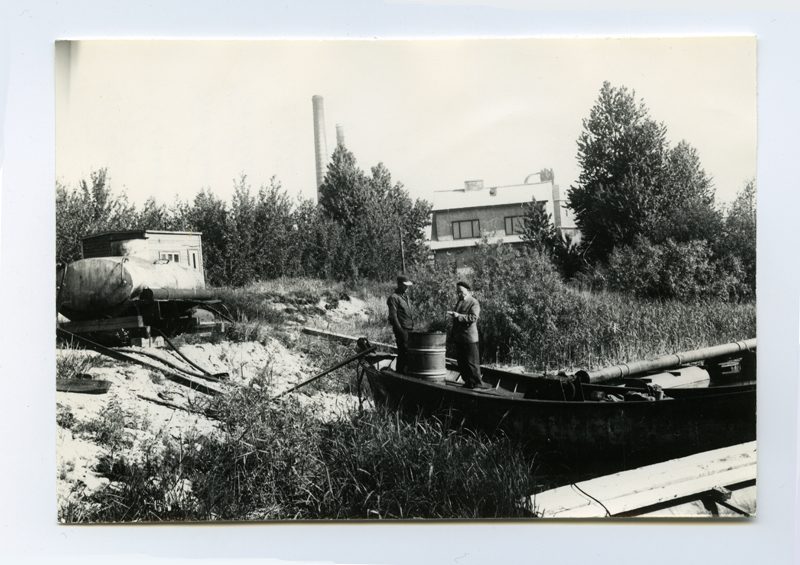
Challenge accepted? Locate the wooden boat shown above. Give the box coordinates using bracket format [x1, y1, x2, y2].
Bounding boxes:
[360, 339, 756, 472]
[56, 378, 112, 395]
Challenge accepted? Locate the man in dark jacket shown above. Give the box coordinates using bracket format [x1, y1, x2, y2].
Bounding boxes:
[447, 281, 489, 389]
[387, 275, 414, 374]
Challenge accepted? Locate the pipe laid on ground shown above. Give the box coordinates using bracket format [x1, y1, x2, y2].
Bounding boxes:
[576, 338, 756, 384]
[56, 328, 224, 396]
[271, 345, 376, 401]
[153, 328, 230, 379]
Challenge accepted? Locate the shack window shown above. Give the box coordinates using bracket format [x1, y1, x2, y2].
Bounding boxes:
[189, 250, 199, 270]
[504, 216, 526, 235]
[160, 252, 180, 263]
[453, 219, 480, 240]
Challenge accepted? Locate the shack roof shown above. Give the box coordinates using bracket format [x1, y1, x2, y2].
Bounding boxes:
[81, 230, 203, 241]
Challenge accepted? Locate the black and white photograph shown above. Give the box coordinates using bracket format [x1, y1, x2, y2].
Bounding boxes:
[53, 37, 757, 523]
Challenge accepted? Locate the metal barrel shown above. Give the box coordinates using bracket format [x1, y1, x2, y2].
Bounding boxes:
[576, 338, 756, 384]
[406, 331, 447, 382]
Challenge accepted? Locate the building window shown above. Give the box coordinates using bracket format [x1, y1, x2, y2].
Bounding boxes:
[453, 219, 480, 240]
[189, 250, 199, 270]
[504, 216, 526, 235]
[160, 252, 180, 263]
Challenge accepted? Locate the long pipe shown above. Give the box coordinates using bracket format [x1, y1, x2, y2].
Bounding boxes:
[56, 328, 224, 395]
[576, 339, 756, 384]
[271, 345, 376, 401]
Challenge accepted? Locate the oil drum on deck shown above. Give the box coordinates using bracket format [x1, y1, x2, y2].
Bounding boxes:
[406, 331, 447, 382]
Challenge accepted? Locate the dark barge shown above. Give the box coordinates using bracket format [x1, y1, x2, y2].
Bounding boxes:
[359, 338, 756, 472]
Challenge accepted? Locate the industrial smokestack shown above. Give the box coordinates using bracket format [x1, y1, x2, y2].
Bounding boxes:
[312, 95, 329, 194]
[336, 124, 345, 148]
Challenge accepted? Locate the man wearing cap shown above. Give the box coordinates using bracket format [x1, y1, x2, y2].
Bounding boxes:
[387, 275, 415, 374]
[448, 281, 489, 389]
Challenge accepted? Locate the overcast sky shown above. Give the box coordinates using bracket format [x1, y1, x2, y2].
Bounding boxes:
[55, 38, 756, 208]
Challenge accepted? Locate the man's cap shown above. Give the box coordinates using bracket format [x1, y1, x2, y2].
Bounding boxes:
[456, 281, 471, 291]
[397, 275, 413, 286]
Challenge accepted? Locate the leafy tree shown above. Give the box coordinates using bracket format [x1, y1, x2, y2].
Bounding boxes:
[288, 198, 349, 279]
[568, 81, 726, 282]
[225, 175, 259, 286]
[135, 197, 172, 230]
[649, 141, 721, 245]
[252, 177, 297, 279]
[318, 146, 432, 280]
[568, 82, 667, 261]
[186, 189, 229, 285]
[319, 146, 373, 233]
[718, 179, 756, 295]
[521, 200, 556, 251]
[56, 168, 137, 264]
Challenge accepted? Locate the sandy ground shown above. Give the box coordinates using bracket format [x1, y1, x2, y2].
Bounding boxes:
[55, 294, 371, 517]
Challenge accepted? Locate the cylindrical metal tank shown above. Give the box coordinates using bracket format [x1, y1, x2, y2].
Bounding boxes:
[57, 256, 206, 321]
[406, 332, 447, 382]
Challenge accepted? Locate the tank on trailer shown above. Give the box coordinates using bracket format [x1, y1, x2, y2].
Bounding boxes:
[57, 230, 226, 342]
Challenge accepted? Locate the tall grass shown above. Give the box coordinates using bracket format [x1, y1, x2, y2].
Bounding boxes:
[56, 347, 103, 380]
[409, 244, 756, 372]
[67, 374, 540, 522]
[211, 263, 754, 373]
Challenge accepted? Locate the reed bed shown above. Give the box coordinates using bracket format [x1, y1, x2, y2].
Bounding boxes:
[67, 377, 540, 522]
[212, 267, 755, 374]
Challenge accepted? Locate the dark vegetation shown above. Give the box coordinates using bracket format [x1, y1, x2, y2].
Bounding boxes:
[563, 82, 756, 300]
[57, 151, 430, 284]
[65, 381, 540, 522]
[56, 81, 756, 522]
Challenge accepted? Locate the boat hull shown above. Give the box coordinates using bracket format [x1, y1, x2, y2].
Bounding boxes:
[363, 364, 756, 471]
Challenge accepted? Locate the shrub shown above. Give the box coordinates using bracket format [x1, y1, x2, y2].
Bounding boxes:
[56, 348, 102, 380]
[602, 237, 748, 301]
[410, 242, 755, 372]
[74, 399, 146, 453]
[69, 400, 539, 521]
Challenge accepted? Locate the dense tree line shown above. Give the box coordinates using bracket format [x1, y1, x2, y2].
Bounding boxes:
[57, 83, 754, 301]
[523, 82, 755, 301]
[56, 152, 432, 286]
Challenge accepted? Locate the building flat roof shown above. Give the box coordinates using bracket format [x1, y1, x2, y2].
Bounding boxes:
[431, 182, 551, 211]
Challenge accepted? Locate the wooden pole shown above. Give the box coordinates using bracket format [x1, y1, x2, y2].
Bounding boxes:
[399, 226, 406, 274]
[271, 345, 376, 401]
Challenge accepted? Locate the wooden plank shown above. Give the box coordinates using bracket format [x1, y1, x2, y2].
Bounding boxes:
[56, 379, 112, 395]
[301, 327, 397, 353]
[60, 316, 145, 334]
[534, 441, 757, 518]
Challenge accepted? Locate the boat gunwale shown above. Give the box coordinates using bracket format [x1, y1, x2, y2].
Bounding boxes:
[362, 362, 755, 409]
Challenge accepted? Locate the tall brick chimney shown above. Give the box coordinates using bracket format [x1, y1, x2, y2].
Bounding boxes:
[312, 95, 328, 197]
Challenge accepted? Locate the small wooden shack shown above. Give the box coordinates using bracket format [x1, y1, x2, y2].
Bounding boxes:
[81, 230, 205, 285]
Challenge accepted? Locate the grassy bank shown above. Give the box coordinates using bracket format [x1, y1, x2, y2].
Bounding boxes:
[65, 382, 541, 521]
[213, 260, 756, 373]
[61, 268, 755, 522]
